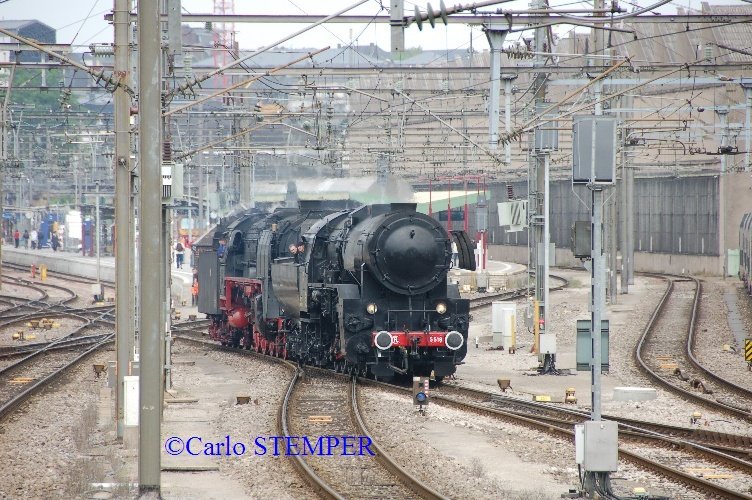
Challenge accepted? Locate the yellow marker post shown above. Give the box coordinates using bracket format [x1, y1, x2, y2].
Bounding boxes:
[745, 338, 752, 362]
[40, 264, 47, 281]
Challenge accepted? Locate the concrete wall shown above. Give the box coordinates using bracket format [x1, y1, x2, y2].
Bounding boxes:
[488, 244, 586, 270]
[489, 244, 724, 276]
[483, 172, 752, 277]
[633, 252, 721, 276]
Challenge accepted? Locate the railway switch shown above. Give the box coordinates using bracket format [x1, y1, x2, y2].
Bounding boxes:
[497, 378, 511, 392]
[565, 388, 577, 404]
[92, 364, 106, 378]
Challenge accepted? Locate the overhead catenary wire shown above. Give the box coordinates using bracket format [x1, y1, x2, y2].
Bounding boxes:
[0, 26, 131, 95]
[168, 0, 369, 98]
[164, 47, 329, 117]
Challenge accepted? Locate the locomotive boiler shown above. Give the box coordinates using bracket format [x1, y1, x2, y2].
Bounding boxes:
[197, 202, 473, 380]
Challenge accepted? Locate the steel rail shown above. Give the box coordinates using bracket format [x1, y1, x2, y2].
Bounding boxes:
[685, 280, 752, 405]
[359, 379, 752, 499]
[468, 273, 568, 309]
[437, 384, 752, 466]
[0, 336, 113, 421]
[278, 365, 344, 500]
[173, 327, 751, 498]
[350, 378, 448, 500]
[174, 333, 447, 499]
[635, 276, 752, 420]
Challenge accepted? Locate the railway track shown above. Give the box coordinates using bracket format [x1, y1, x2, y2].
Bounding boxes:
[468, 273, 568, 310]
[0, 333, 114, 360]
[355, 380, 752, 499]
[636, 276, 752, 421]
[435, 384, 752, 459]
[1, 261, 116, 290]
[0, 273, 115, 421]
[5, 258, 746, 497]
[0, 268, 91, 323]
[0, 328, 113, 421]
[175, 327, 751, 499]
[174, 332, 445, 499]
[0, 274, 51, 316]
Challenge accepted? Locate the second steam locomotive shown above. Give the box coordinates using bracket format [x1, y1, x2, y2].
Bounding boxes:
[197, 201, 474, 380]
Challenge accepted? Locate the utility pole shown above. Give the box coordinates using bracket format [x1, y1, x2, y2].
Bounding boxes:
[528, 1, 554, 372]
[239, 116, 251, 206]
[0, 66, 13, 291]
[113, 0, 133, 441]
[502, 74, 517, 165]
[620, 116, 629, 294]
[390, 0, 404, 57]
[484, 25, 507, 153]
[198, 151, 205, 229]
[591, 0, 605, 425]
[580, 1, 618, 494]
[717, 107, 728, 276]
[137, 0, 163, 493]
[95, 179, 101, 293]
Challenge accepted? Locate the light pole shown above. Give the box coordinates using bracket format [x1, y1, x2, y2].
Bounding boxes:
[95, 179, 102, 299]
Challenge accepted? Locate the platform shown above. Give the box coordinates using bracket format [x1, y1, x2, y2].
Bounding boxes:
[1, 245, 195, 302]
[448, 260, 527, 292]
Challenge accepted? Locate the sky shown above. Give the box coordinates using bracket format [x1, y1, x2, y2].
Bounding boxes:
[0, 0, 716, 55]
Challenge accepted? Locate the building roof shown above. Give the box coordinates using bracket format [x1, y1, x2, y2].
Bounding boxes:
[0, 19, 54, 32]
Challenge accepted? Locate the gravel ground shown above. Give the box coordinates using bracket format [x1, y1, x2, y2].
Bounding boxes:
[619, 442, 752, 497]
[0, 280, 44, 302]
[694, 279, 752, 393]
[1, 263, 749, 499]
[169, 342, 315, 499]
[0, 349, 111, 499]
[360, 385, 562, 499]
[456, 268, 752, 497]
[0, 316, 85, 347]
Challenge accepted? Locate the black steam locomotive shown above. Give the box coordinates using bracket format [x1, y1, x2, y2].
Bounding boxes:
[196, 201, 474, 380]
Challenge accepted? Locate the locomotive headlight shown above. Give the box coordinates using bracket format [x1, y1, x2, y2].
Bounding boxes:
[445, 330, 464, 350]
[366, 303, 378, 315]
[435, 302, 447, 315]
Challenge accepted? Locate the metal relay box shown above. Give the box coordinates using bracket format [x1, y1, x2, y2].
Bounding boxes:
[576, 421, 619, 472]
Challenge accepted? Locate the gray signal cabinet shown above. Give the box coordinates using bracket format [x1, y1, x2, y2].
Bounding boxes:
[572, 115, 617, 184]
[576, 319, 609, 372]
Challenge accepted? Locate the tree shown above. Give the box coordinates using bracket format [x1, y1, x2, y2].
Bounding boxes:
[9, 68, 64, 111]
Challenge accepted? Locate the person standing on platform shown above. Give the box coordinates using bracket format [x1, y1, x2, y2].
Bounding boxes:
[30, 229, 38, 250]
[13, 229, 20, 248]
[22, 230, 29, 249]
[451, 239, 459, 267]
[175, 241, 185, 269]
[191, 279, 199, 307]
[51, 233, 59, 252]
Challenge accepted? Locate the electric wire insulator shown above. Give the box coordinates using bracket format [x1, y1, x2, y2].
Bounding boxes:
[163, 140, 172, 161]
